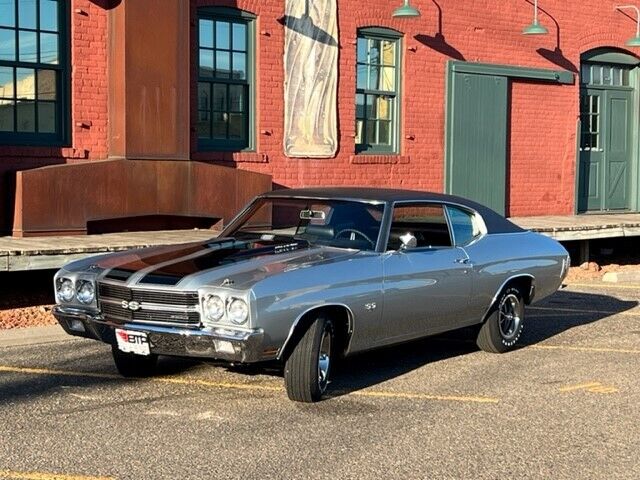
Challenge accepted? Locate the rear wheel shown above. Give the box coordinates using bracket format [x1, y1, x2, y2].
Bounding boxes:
[284, 316, 334, 403]
[111, 345, 158, 377]
[476, 286, 525, 353]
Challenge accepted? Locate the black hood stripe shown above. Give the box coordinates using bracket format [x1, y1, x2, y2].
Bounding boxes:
[138, 239, 310, 286]
[102, 240, 231, 282]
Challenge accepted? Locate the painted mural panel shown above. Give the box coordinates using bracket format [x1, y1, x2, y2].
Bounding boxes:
[283, 0, 338, 158]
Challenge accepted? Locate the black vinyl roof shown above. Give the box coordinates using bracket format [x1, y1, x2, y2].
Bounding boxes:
[261, 187, 525, 234]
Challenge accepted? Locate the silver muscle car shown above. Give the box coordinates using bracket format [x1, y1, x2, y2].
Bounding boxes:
[53, 188, 570, 402]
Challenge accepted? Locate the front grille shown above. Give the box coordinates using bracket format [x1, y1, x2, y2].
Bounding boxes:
[98, 281, 201, 328]
[98, 282, 199, 306]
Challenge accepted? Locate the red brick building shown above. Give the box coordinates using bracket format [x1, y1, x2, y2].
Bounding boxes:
[1, 0, 640, 236]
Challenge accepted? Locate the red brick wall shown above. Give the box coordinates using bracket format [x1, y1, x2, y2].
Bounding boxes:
[2, 0, 639, 234]
[191, 0, 639, 217]
[0, 0, 108, 232]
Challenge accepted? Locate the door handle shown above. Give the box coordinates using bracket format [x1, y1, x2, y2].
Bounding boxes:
[455, 258, 470, 264]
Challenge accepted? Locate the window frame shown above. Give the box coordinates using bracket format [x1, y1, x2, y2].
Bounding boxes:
[196, 6, 256, 152]
[0, 0, 70, 146]
[386, 201, 455, 251]
[355, 27, 402, 155]
[444, 204, 483, 247]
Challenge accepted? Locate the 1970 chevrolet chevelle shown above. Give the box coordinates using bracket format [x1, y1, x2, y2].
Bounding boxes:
[53, 188, 569, 402]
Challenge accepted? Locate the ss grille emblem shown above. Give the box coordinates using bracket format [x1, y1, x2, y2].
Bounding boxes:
[121, 300, 141, 311]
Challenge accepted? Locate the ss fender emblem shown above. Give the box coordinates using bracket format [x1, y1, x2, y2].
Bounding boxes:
[121, 300, 141, 311]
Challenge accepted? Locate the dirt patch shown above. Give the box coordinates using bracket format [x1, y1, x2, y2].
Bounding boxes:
[566, 262, 640, 282]
[0, 306, 56, 329]
[565, 237, 640, 282]
[0, 270, 56, 330]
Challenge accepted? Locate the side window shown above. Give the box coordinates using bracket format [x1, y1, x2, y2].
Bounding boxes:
[388, 204, 452, 250]
[446, 206, 480, 246]
[355, 28, 401, 154]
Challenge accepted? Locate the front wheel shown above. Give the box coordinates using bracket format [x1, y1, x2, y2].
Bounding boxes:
[476, 286, 525, 353]
[284, 316, 334, 403]
[111, 345, 158, 377]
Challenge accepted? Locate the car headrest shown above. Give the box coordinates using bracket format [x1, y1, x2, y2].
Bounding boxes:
[303, 224, 335, 240]
[387, 228, 407, 250]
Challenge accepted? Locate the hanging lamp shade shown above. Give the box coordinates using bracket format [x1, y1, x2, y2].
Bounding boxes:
[522, 21, 549, 35]
[522, 0, 548, 35]
[626, 35, 640, 47]
[393, 0, 421, 18]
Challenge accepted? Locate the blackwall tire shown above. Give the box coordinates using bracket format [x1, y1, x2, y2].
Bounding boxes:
[111, 345, 158, 378]
[284, 316, 334, 403]
[476, 286, 525, 354]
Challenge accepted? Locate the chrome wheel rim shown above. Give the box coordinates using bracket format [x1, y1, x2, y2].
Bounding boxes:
[499, 293, 521, 340]
[317, 327, 331, 393]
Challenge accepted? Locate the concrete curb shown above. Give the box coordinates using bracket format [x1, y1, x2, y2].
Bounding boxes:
[0, 325, 70, 348]
[602, 270, 640, 284]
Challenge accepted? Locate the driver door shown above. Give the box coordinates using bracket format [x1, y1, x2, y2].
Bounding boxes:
[380, 203, 473, 345]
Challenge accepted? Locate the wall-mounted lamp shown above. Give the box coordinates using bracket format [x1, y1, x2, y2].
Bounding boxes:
[615, 5, 640, 46]
[393, 0, 421, 18]
[522, 0, 548, 35]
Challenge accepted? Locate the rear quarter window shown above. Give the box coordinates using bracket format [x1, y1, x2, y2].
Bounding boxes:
[446, 206, 481, 246]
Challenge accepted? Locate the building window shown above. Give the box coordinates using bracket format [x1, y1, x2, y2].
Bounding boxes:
[0, 0, 68, 145]
[580, 63, 631, 87]
[197, 7, 255, 151]
[355, 28, 402, 154]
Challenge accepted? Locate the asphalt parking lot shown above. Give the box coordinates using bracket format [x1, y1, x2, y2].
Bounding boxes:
[0, 282, 639, 480]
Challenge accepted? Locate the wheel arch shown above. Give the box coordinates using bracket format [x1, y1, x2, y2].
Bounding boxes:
[481, 274, 535, 323]
[277, 304, 354, 361]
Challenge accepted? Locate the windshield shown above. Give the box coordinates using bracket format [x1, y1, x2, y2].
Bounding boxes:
[222, 198, 385, 251]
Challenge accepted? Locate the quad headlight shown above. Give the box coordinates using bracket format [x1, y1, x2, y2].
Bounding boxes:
[56, 278, 75, 303]
[227, 298, 249, 325]
[203, 295, 225, 323]
[76, 280, 96, 304]
[55, 276, 96, 305]
[200, 291, 250, 327]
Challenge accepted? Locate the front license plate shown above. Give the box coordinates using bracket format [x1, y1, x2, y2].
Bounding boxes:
[115, 328, 151, 356]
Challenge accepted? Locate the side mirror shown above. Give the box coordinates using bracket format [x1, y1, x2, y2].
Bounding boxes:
[399, 233, 417, 250]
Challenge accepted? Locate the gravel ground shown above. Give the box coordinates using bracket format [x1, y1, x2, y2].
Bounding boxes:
[565, 237, 640, 282]
[0, 271, 56, 330]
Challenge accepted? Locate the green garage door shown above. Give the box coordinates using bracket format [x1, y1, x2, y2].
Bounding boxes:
[446, 72, 508, 215]
[446, 62, 574, 216]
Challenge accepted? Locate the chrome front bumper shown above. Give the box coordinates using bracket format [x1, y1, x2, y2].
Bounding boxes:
[53, 306, 267, 363]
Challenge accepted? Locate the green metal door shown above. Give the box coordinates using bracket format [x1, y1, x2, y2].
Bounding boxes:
[578, 89, 605, 211]
[578, 61, 635, 212]
[446, 72, 508, 215]
[606, 89, 633, 210]
[579, 88, 633, 211]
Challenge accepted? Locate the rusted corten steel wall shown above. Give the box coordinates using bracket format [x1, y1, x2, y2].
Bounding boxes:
[2, 0, 640, 235]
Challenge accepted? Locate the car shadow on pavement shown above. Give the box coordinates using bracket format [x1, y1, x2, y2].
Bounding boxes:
[1, 289, 635, 405]
[326, 288, 637, 399]
[0, 343, 200, 407]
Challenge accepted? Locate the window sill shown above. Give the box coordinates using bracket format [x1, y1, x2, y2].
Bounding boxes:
[350, 154, 410, 165]
[192, 151, 269, 163]
[0, 146, 86, 159]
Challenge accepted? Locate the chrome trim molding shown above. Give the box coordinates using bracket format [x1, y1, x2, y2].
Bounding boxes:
[481, 274, 536, 323]
[277, 303, 355, 360]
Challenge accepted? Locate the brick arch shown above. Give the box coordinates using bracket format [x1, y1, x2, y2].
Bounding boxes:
[579, 45, 640, 62]
[575, 27, 635, 56]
